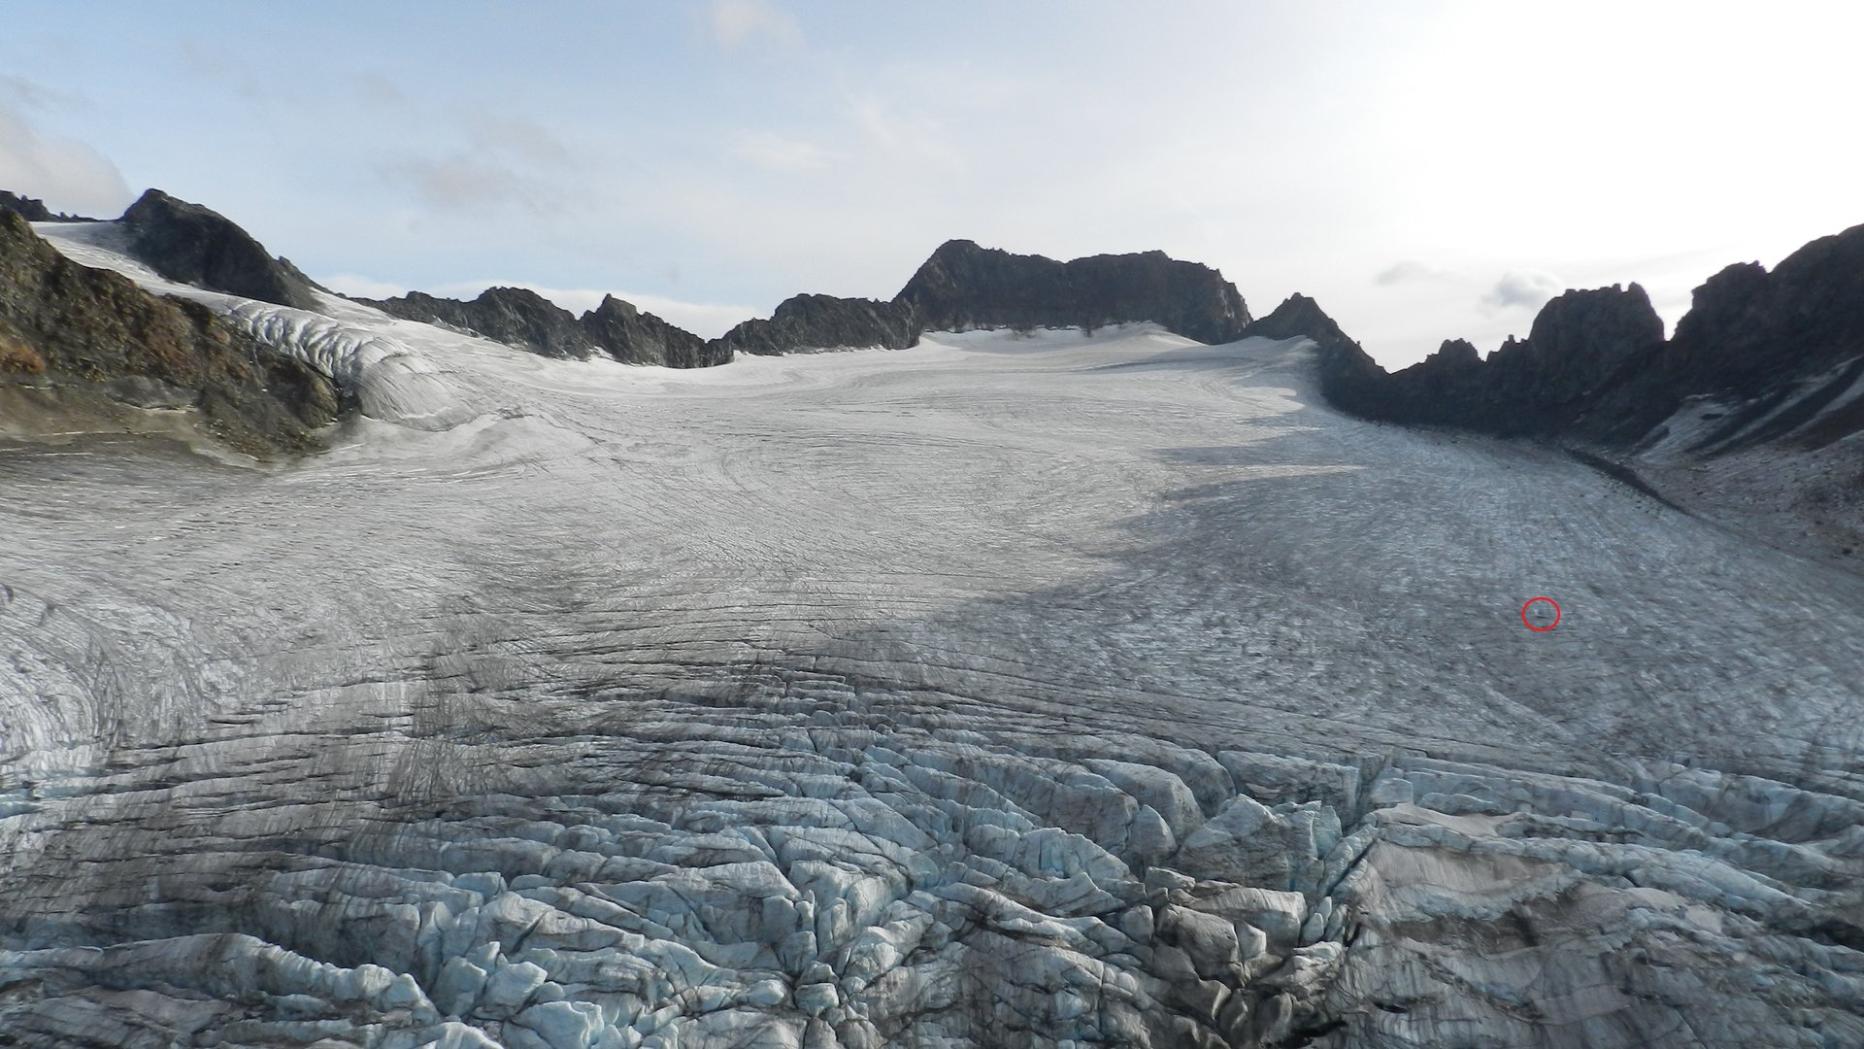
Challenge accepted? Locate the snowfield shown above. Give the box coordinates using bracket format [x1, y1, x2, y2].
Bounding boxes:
[2, 229, 1863, 1048]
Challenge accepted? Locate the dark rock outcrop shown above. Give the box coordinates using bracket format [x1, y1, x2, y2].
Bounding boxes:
[362, 287, 599, 360]
[712, 294, 917, 357]
[1579, 224, 1864, 450]
[0, 211, 337, 454]
[895, 239, 1251, 344]
[1305, 223, 1864, 457]
[119, 189, 321, 311]
[0, 190, 99, 222]
[364, 288, 730, 367]
[0, 191, 51, 222]
[365, 239, 1257, 367]
[583, 295, 729, 367]
[1278, 284, 1664, 438]
[1242, 293, 1387, 414]
[1373, 284, 1665, 436]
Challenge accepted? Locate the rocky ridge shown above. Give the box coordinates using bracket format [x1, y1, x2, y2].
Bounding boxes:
[1303, 284, 1667, 437]
[0, 210, 337, 454]
[373, 240, 1257, 364]
[896, 239, 1252, 345]
[583, 294, 730, 368]
[362, 288, 602, 361]
[118, 189, 324, 312]
[0, 190, 97, 223]
[706, 239, 1254, 358]
[1259, 233, 1864, 564]
[713, 294, 918, 357]
[364, 288, 731, 368]
[1281, 226, 1864, 453]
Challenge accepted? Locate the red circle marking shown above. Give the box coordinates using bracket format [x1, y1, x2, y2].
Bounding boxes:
[1521, 596, 1561, 633]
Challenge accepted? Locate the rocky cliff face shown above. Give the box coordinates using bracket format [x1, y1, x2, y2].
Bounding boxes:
[119, 189, 323, 311]
[363, 287, 600, 360]
[1578, 224, 1864, 452]
[896, 239, 1251, 344]
[1304, 224, 1864, 456]
[583, 294, 729, 367]
[713, 294, 918, 356]
[1344, 284, 1667, 436]
[1279, 283, 1667, 437]
[0, 211, 337, 454]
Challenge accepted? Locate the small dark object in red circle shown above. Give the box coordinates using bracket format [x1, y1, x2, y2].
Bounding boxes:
[1521, 596, 1561, 633]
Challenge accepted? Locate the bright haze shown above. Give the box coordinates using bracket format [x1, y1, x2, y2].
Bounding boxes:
[3, 1, 1859, 366]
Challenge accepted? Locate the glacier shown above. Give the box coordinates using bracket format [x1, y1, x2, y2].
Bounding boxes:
[1, 227, 1862, 1048]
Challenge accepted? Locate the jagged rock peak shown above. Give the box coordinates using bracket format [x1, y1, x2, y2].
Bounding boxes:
[1430, 338, 1482, 367]
[713, 294, 917, 357]
[895, 239, 1251, 344]
[0, 210, 337, 453]
[1241, 293, 1388, 415]
[1576, 222, 1864, 450]
[362, 286, 598, 360]
[119, 188, 322, 311]
[1668, 223, 1864, 391]
[1243, 293, 1350, 345]
[582, 294, 727, 368]
[0, 190, 52, 221]
[364, 286, 723, 367]
[1511, 283, 1663, 377]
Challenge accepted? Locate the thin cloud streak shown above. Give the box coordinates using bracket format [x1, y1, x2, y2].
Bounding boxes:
[1481, 270, 1565, 312]
[707, 0, 802, 49]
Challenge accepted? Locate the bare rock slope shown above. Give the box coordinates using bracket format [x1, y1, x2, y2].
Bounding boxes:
[118, 188, 324, 312]
[0, 210, 336, 453]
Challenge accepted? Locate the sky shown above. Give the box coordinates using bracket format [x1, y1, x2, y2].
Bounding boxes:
[3, 1, 1861, 366]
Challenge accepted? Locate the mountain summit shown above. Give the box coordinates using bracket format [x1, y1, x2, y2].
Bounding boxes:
[896, 239, 1251, 344]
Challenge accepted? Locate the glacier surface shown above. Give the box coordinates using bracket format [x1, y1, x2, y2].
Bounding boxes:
[2, 230, 1863, 1048]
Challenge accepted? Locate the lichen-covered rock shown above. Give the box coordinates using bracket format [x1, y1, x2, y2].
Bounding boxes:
[0, 210, 337, 454]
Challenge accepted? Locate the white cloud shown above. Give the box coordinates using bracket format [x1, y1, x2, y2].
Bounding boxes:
[1481, 270, 1565, 311]
[375, 110, 580, 215]
[316, 274, 757, 340]
[1374, 259, 1454, 286]
[467, 113, 573, 165]
[0, 90, 131, 217]
[707, 0, 802, 49]
[379, 156, 540, 212]
[352, 71, 406, 107]
[849, 97, 965, 173]
[731, 132, 835, 173]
